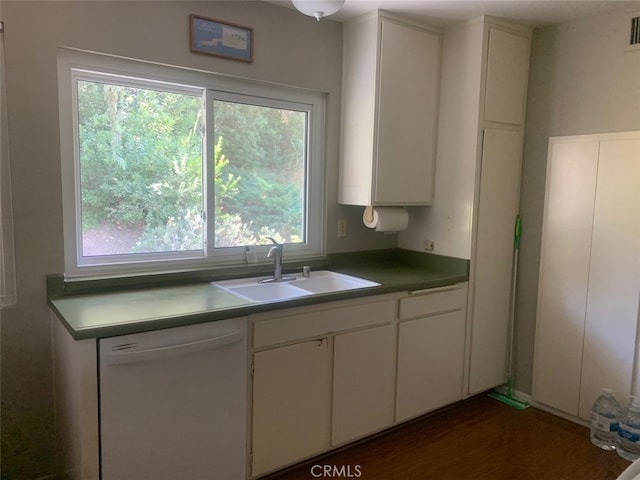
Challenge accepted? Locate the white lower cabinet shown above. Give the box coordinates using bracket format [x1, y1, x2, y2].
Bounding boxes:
[251, 325, 396, 477]
[396, 285, 468, 422]
[396, 310, 466, 422]
[250, 296, 396, 477]
[250, 284, 468, 478]
[332, 324, 395, 446]
[251, 339, 331, 477]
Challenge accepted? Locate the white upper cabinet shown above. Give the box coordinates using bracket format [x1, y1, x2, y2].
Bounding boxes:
[484, 28, 530, 125]
[339, 12, 441, 206]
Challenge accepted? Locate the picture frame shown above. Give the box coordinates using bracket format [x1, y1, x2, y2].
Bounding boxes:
[190, 14, 254, 63]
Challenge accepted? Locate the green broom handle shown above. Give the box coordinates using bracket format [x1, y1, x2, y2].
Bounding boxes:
[506, 214, 522, 398]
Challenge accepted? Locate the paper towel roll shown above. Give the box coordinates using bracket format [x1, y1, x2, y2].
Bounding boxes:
[363, 207, 409, 233]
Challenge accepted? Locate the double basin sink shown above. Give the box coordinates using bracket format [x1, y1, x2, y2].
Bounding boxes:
[213, 270, 380, 303]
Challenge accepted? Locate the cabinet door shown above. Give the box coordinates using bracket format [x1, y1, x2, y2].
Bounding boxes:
[484, 28, 530, 125]
[579, 138, 640, 419]
[332, 324, 395, 446]
[252, 339, 330, 477]
[532, 140, 598, 414]
[468, 128, 523, 395]
[396, 309, 466, 422]
[375, 19, 440, 205]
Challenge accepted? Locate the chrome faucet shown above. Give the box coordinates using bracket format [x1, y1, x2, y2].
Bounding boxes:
[266, 237, 284, 281]
[261, 237, 295, 283]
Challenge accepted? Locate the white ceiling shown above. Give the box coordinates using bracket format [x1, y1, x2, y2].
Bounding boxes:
[271, 0, 640, 28]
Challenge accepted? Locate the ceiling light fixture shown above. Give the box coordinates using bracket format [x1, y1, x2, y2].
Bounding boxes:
[290, 0, 345, 21]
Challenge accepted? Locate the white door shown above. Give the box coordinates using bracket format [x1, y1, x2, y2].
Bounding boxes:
[252, 338, 330, 476]
[579, 137, 640, 419]
[533, 133, 640, 418]
[484, 28, 530, 125]
[332, 324, 395, 445]
[468, 128, 523, 395]
[532, 140, 599, 414]
[397, 309, 466, 422]
[375, 19, 440, 205]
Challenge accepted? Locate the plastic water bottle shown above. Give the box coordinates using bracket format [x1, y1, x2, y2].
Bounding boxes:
[590, 388, 621, 450]
[618, 396, 640, 460]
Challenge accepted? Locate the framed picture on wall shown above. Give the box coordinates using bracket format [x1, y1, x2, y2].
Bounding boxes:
[189, 14, 254, 63]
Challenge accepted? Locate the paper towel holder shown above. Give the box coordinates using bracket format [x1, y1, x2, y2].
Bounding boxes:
[364, 206, 375, 224]
[362, 205, 409, 233]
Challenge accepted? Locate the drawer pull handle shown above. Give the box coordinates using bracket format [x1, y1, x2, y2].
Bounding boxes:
[408, 285, 461, 296]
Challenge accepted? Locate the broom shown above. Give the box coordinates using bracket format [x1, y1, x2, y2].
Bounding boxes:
[488, 214, 530, 410]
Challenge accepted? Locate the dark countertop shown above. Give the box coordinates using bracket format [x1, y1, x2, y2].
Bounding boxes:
[48, 249, 469, 340]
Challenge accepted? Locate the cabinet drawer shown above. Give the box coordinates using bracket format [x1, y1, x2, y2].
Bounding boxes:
[398, 284, 467, 320]
[253, 299, 395, 349]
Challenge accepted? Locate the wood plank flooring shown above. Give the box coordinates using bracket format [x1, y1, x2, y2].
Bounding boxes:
[264, 394, 631, 480]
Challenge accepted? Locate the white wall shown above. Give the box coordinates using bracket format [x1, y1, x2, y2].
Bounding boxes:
[515, 7, 640, 394]
[0, 2, 389, 477]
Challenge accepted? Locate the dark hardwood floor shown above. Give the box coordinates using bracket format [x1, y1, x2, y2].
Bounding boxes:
[265, 394, 631, 480]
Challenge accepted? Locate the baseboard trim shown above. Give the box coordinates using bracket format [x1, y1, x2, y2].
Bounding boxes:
[530, 401, 590, 428]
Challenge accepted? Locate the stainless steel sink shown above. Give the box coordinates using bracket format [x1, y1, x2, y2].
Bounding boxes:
[212, 270, 380, 303]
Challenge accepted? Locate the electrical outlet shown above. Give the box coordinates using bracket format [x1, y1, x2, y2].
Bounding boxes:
[423, 239, 434, 251]
[337, 219, 348, 238]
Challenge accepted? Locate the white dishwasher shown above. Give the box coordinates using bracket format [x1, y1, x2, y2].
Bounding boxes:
[99, 317, 247, 480]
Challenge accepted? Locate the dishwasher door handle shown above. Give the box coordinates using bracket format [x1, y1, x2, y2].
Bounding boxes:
[106, 330, 243, 366]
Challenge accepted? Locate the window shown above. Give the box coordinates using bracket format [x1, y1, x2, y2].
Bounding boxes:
[209, 93, 308, 250]
[58, 50, 325, 277]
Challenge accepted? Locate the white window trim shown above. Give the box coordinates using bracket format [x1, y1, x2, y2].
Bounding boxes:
[58, 48, 326, 279]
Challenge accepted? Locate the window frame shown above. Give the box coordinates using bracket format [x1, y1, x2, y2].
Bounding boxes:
[58, 49, 326, 278]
